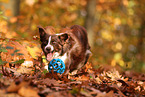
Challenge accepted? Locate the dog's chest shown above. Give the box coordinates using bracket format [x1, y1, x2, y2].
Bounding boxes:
[53, 52, 68, 62]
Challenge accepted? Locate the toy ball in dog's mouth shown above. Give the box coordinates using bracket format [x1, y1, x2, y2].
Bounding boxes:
[48, 58, 65, 74]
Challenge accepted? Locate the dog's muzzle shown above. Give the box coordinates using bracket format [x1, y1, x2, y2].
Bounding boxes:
[45, 46, 54, 61]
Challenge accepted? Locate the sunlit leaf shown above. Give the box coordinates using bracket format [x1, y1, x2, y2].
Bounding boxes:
[0, 11, 3, 14]
[26, 46, 41, 59]
[0, 16, 8, 20]
[114, 53, 122, 61]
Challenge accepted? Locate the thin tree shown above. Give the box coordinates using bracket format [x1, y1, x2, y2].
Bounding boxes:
[85, 0, 96, 48]
[1, 0, 20, 20]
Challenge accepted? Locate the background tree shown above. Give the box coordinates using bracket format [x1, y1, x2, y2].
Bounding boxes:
[135, 0, 145, 70]
[85, 0, 96, 48]
[1, 0, 20, 20]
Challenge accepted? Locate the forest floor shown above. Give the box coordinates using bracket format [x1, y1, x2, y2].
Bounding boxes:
[0, 41, 145, 97]
[0, 61, 145, 97]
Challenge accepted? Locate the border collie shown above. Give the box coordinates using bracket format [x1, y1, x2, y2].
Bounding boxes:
[38, 25, 91, 74]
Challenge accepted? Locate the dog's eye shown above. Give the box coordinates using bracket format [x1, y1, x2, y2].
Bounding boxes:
[52, 41, 56, 44]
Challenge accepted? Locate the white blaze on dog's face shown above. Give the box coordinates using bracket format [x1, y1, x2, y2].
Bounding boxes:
[44, 36, 54, 52]
[44, 36, 54, 61]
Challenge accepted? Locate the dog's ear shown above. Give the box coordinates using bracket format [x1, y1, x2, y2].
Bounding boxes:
[38, 25, 49, 42]
[37, 25, 48, 38]
[58, 33, 69, 44]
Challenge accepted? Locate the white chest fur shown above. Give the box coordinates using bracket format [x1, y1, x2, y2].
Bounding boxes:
[53, 52, 67, 62]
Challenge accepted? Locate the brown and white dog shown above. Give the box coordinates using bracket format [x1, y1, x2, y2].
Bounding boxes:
[38, 25, 91, 74]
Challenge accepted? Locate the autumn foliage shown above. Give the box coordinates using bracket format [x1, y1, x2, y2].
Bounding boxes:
[0, 0, 145, 97]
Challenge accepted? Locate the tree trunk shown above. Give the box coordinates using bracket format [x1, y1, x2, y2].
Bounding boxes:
[1, 0, 20, 19]
[137, 20, 145, 62]
[136, 1, 145, 64]
[85, 0, 96, 48]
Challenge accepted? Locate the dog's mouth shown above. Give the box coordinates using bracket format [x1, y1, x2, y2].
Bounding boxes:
[46, 51, 60, 61]
[46, 51, 54, 61]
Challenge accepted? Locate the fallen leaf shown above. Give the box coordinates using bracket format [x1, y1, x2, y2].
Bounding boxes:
[18, 86, 39, 97]
[0, 89, 20, 97]
[75, 75, 90, 81]
[21, 60, 33, 67]
[6, 81, 29, 93]
[16, 66, 34, 74]
[26, 46, 41, 59]
[40, 78, 59, 86]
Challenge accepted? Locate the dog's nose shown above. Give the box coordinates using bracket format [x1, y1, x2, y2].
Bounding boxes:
[46, 47, 51, 52]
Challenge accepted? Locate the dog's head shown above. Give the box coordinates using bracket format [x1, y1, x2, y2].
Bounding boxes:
[38, 26, 74, 61]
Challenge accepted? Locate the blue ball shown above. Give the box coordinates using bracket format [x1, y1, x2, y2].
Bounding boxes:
[48, 58, 65, 74]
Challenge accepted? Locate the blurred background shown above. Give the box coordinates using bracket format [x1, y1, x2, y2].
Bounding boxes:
[0, 0, 145, 73]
